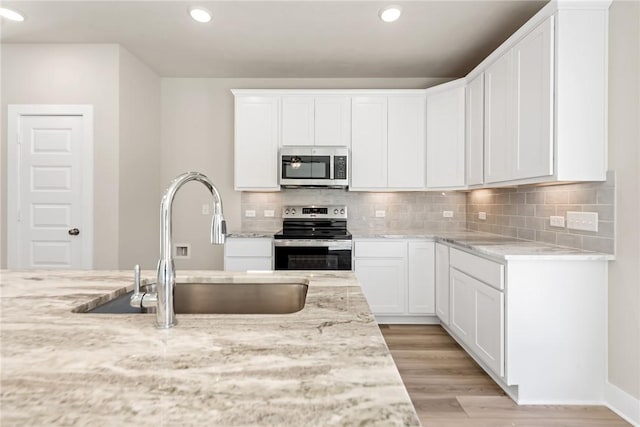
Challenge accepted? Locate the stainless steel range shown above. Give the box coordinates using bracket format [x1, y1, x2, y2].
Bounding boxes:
[273, 205, 352, 271]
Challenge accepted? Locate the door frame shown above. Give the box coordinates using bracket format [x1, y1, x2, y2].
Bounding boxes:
[7, 105, 94, 269]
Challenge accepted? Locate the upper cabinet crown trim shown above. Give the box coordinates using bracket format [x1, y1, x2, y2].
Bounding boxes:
[231, 89, 429, 96]
[466, 0, 611, 81]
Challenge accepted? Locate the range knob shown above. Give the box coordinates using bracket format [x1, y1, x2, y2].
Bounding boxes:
[334, 209, 339, 214]
[340, 208, 345, 214]
[291, 208, 296, 214]
[285, 209, 290, 215]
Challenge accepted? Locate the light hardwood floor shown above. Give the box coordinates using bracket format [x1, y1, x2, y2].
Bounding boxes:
[380, 325, 630, 427]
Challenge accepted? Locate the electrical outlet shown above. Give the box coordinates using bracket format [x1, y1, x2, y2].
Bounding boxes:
[375, 210, 386, 218]
[478, 212, 487, 220]
[550, 216, 565, 228]
[566, 211, 598, 232]
[264, 210, 275, 218]
[245, 210, 256, 217]
[201, 204, 210, 215]
[174, 243, 191, 259]
[443, 211, 454, 218]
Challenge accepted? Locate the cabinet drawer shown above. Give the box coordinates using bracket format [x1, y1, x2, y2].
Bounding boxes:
[450, 248, 504, 290]
[355, 240, 407, 258]
[225, 238, 273, 257]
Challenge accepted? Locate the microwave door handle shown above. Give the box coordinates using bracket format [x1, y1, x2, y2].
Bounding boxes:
[329, 155, 334, 180]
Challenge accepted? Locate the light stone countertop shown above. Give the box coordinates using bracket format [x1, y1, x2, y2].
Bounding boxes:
[0, 270, 419, 427]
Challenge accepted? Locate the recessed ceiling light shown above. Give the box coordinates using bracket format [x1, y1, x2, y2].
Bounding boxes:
[0, 7, 25, 22]
[189, 7, 212, 23]
[379, 5, 402, 23]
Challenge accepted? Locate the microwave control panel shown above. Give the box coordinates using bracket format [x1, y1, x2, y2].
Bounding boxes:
[334, 156, 347, 180]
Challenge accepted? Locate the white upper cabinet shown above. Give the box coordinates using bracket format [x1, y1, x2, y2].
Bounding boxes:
[513, 16, 554, 180]
[351, 94, 426, 191]
[314, 96, 351, 147]
[479, 7, 607, 186]
[426, 84, 465, 189]
[351, 96, 388, 189]
[388, 95, 426, 189]
[484, 50, 515, 184]
[484, 15, 554, 184]
[281, 96, 315, 146]
[234, 95, 280, 191]
[465, 74, 484, 186]
[281, 95, 351, 147]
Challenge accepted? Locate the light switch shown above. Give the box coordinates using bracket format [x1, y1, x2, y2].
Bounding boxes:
[201, 204, 210, 215]
[245, 210, 256, 217]
[375, 210, 386, 218]
[566, 211, 598, 232]
[264, 210, 275, 218]
[550, 216, 565, 227]
[443, 211, 454, 218]
[478, 212, 487, 220]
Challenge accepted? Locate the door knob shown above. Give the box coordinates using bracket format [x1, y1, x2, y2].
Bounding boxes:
[68, 228, 80, 236]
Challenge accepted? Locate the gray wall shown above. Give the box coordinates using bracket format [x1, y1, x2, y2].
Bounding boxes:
[118, 47, 161, 270]
[607, 0, 640, 401]
[1, 44, 161, 270]
[1, 44, 121, 268]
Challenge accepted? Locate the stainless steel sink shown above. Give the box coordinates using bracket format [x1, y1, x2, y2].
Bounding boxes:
[88, 279, 309, 315]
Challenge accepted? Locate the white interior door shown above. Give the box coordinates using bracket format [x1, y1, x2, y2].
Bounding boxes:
[8, 106, 93, 269]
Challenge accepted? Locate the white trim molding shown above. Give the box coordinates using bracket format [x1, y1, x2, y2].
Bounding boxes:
[7, 104, 94, 269]
[605, 382, 640, 426]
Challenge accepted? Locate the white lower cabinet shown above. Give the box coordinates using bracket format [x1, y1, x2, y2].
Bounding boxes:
[354, 239, 436, 323]
[451, 268, 504, 377]
[434, 243, 450, 325]
[354, 258, 406, 314]
[223, 237, 273, 271]
[407, 242, 435, 314]
[441, 243, 606, 404]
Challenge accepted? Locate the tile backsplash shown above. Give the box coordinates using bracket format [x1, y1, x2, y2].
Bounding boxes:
[466, 171, 615, 254]
[240, 172, 615, 254]
[241, 189, 467, 233]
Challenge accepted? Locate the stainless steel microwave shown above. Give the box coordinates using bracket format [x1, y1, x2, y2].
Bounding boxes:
[279, 146, 348, 188]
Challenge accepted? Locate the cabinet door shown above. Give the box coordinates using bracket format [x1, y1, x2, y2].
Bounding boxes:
[355, 258, 406, 314]
[513, 16, 554, 180]
[281, 96, 315, 146]
[388, 95, 426, 189]
[408, 241, 435, 314]
[466, 74, 484, 186]
[484, 51, 515, 183]
[351, 96, 388, 189]
[315, 96, 351, 147]
[449, 268, 475, 346]
[234, 96, 280, 190]
[435, 243, 450, 325]
[426, 86, 465, 188]
[224, 257, 272, 272]
[474, 277, 505, 377]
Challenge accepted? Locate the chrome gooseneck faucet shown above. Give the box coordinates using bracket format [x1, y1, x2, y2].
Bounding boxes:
[131, 172, 226, 328]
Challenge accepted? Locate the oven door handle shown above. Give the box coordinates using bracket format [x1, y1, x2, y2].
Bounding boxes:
[273, 240, 353, 250]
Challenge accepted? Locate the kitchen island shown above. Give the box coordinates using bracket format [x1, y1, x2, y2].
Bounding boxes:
[0, 270, 419, 426]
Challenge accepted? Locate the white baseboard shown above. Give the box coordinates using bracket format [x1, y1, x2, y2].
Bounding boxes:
[605, 381, 640, 426]
[376, 315, 440, 325]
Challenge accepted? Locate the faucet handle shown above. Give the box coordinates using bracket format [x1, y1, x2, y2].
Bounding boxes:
[134, 264, 141, 294]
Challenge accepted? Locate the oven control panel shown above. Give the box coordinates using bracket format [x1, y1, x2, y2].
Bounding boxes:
[283, 205, 347, 219]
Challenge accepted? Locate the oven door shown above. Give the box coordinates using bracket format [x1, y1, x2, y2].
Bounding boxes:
[274, 240, 352, 271]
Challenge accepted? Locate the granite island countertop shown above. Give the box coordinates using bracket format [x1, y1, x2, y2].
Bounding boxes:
[0, 270, 419, 427]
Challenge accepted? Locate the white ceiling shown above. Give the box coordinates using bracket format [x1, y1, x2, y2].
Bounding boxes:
[0, 1, 548, 78]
